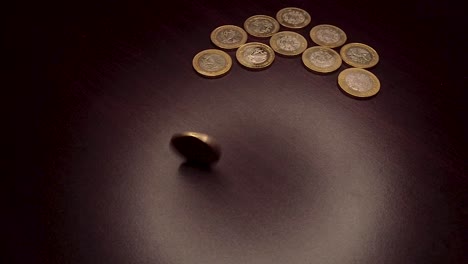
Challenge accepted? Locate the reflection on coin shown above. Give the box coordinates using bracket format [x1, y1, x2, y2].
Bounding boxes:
[192, 49, 232, 77]
[310, 24, 347, 48]
[276, 7, 311, 29]
[340, 43, 379, 68]
[270, 31, 308, 56]
[302, 46, 342, 73]
[338, 68, 380, 97]
[210, 25, 248, 49]
[170, 132, 221, 165]
[236, 42, 275, 69]
[244, 15, 280, 38]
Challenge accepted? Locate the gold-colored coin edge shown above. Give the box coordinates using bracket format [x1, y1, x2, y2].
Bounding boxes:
[210, 25, 248, 49]
[340, 42, 379, 68]
[235, 42, 275, 69]
[338, 68, 381, 97]
[192, 49, 232, 77]
[302, 46, 342, 73]
[276, 7, 311, 29]
[269, 31, 308, 56]
[309, 24, 347, 48]
[243, 15, 280, 38]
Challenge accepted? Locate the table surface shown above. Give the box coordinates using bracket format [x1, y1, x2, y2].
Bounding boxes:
[8, 0, 466, 263]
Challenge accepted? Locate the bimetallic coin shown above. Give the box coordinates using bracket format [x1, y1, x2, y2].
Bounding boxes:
[270, 31, 308, 56]
[340, 43, 379, 68]
[210, 25, 248, 49]
[236, 42, 275, 69]
[338, 68, 381, 97]
[192, 49, 232, 77]
[302, 46, 342, 73]
[244, 15, 280, 38]
[170, 132, 221, 165]
[276, 7, 311, 29]
[310, 24, 347, 48]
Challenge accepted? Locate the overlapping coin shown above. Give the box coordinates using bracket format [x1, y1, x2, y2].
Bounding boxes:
[244, 15, 280, 38]
[302, 46, 342, 73]
[236, 42, 275, 69]
[170, 132, 221, 165]
[340, 42, 379, 68]
[276, 7, 311, 29]
[338, 68, 381, 97]
[210, 25, 248, 49]
[192, 49, 232, 77]
[310, 24, 347, 48]
[270, 31, 308, 56]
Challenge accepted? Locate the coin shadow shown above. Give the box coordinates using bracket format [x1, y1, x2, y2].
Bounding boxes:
[177, 161, 226, 185]
[192, 67, 232, 79]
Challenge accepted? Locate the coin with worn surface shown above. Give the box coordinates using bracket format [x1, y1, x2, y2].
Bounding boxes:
[244, 15, 280, 38]
[338, 68, 380, 97]
[276, 7, 311, 29]
[310, 24, 347, 48]
[236, 42, 275, 69]
[210, 25, 248, 49]
[192, 49, 232, 77]
[302, 46, 342, 73]
[270, 31, 308, 56]
[340, 42, 379, 68]
[170, 132, 221, 165]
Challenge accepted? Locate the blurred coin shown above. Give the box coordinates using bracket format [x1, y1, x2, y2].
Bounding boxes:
[270, 31, 308, 56]
[310, 24, 347, 48]
[338, 68, 380, 97]
[170, 132, 221, 165]
[236, 42, 275, 69]
[244, 15, 280, 37]
[192, 49, 232, 77]
[340, 42, 379, 68]
[302, 46, 342, 73]
[210, 25, 248, 49]
[276, 7, 311, 28]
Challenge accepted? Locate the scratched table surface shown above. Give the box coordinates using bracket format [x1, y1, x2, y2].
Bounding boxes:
[7, 0, 465, 263]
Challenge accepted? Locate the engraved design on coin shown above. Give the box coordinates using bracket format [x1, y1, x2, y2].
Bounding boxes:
[345, 72, 373, 92]
[282, 10, 306, 25]
[309, 50, 335, 68]
[198, 54, 226, 72]
[244, 47, 268, 64]
[317, 28, 340, 44]
[347, 47, 372, 64]
[277, 35, 301, 51]
[251, 19, 274, 34]
[217, 29, 243, 44]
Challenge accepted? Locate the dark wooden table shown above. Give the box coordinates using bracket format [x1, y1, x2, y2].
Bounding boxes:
[8, 0, 465, 263]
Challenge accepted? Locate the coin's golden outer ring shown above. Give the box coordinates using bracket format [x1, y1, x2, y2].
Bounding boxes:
[170, 132, 221, 164]
[309, 24, 347, 48]
[338, 68, 381, 98]
[210, 25, 248, 50]
[340, 42, 379, 68]
[192, 49, 232, 77]
[235, 42, 275, 69]
[276, 7, 311, 29]
[269, 31, 308, 56]
[243, 15, 280, 38]
[302, 46, 342, 73]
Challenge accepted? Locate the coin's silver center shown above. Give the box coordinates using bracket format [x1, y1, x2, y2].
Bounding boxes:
[345, 73, 373, 92]
[199, 54, 226, 71]
[346, 47, 372, 64]
[277, 35, 301, 51]
[309, 50, 335, 68]
[245, 47, 268, 64]
[317, 28, 340, 44]
[250, 19, 274, 33]
[282, 11, 306, 25]
[217, 29, 243, 44]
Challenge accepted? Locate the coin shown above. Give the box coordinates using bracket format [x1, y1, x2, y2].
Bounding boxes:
[192, 49, 232, 77]
[236, 42, 275, 69]
[210, 25, 248, 50]
[170, 132, 221, 165]
[270, 31, 308, 56]
[302, 46, 342, 73]
[338, 68, 381, 97]
[276, 7, 311, 29]
[310, 24, 347, 48]
[340, 43, 379, 68]
[244, 15, 280, 38]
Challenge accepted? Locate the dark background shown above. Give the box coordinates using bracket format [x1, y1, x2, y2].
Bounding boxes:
[7, 0, 466, 263]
